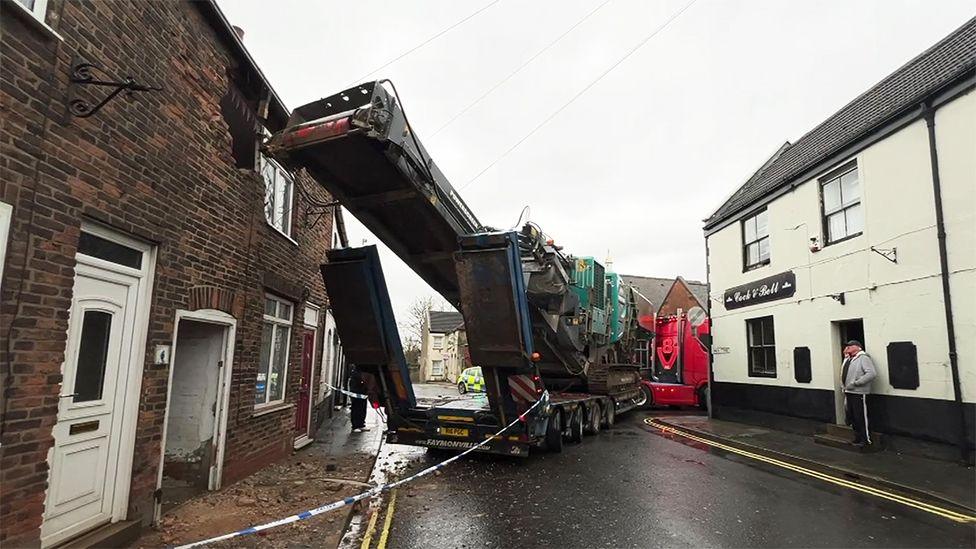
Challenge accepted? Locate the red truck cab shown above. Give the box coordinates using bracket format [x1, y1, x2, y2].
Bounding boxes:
[639, 311, 710, 409]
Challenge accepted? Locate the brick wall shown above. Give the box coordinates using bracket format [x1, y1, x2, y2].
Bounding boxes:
[1, 1, 335, 545]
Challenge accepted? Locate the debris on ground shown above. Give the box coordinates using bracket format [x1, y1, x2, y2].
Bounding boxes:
[132, 448, 374, 548]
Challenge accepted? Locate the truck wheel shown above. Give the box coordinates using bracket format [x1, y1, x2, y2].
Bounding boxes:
[457, 382, 467, 395]
[604, 402, 615, 429]
[569, 408, 584, 443]
[637, 385, 653, 410]
[545, 410, 563, 453]
[585, 402, 601, 435]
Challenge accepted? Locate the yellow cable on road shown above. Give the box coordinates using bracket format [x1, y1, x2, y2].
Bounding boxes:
[377, 489, 398, 549]
[645, 418, 976, 524]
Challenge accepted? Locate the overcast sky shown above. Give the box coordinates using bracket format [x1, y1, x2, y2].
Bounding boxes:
[219, 0, 973, 323]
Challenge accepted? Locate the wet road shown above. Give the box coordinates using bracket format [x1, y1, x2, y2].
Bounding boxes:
[373, 403, 974, 548]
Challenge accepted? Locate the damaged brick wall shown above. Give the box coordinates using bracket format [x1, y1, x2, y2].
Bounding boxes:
[1, 1, 335, 545]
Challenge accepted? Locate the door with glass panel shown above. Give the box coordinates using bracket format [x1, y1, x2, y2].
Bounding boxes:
[42, 228, 150, 548]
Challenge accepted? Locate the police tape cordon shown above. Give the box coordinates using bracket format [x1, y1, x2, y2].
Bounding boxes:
[172, 392, 548, 548]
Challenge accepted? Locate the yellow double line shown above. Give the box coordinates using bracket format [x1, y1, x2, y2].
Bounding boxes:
[361, 489, 398, 549]
[645, 418, 976, 524]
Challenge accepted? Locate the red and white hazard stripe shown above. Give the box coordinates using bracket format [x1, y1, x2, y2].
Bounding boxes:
[509, 374, 539, 404]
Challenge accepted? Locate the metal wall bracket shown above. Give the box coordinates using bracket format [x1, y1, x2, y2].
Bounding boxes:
[68, 62, 162, 118]
[305, 201, 340, 230]
[870, 246, 898, 264]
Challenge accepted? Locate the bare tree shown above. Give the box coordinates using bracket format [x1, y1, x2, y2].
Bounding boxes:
[399, 296, 434, 363]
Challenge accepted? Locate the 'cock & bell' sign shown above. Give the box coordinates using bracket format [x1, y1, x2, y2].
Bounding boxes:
[723, 270, 796, 310]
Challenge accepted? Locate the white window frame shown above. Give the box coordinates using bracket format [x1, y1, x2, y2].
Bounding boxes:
[12, 0, 48, 21]
[256, 294, 293, 408]
[746, 315, 777, 378]
[432, 334, 444, 350]
[260, 153, 295, 239]
[820, 161, 863, 245]
[431, 359, 445, 377]
[742, 208, 770, 271]
[0, 201, 12, 293]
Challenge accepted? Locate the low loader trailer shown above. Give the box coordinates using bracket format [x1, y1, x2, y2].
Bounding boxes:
[268, 81, 650, 455]
[322, 240, 637, 456]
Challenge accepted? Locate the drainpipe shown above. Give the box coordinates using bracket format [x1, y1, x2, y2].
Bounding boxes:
[922, 102, 970, 463]
[705, 237, 714, 419]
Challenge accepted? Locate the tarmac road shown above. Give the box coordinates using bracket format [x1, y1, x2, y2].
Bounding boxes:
[370, 402, 974, 548]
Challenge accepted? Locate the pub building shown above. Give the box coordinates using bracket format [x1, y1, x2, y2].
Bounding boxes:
[702, 19, 975, 460]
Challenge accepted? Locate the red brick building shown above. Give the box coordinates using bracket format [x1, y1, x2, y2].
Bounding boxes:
[0, 1, 345, 546]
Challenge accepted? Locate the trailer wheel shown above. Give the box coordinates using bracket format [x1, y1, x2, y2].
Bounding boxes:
[604, 402, 615, 429]
[545, 409, 563, 453]
[569, 408, 584, 443]
[585, 402, 601, 435]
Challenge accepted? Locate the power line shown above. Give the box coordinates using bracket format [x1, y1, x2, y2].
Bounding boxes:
[459, 0, 699, 190]
[347, 0, 502, 87]
[429, 0, 612, 138]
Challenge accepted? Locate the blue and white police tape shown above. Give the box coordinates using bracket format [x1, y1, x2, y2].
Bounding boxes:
[325, 383, 387, 422]
[173, 392, 548, 548]
[325, 382, 369, 400]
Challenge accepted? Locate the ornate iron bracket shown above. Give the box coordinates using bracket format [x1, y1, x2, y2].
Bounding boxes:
[68, 62, 162, 118]
[870, 246, 898, 264]
[305, 201, 340, 230]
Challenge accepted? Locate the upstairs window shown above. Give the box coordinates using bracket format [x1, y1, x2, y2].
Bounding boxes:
[821, 162, 863, 244]
[432, 334, 444, 350]
[13, 0, 48, 21]
[261, 154, 294, 237]
[742, 209, 769, 271]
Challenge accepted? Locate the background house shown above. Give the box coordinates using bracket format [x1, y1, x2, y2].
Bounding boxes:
[703, 19, 975, 458]
[419, 310, 465, 382]
[623, 275, 708, 317]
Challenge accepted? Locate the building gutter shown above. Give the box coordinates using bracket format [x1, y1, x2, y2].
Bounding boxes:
[922, 101, 970, 463]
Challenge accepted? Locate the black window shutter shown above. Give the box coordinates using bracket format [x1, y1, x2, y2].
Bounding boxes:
[887, 341, 919, 390]
[793, 347, 811, 383]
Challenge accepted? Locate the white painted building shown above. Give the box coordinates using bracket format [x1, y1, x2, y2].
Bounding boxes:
[703, 20, 975, 456]
[419, 310, 465, 382]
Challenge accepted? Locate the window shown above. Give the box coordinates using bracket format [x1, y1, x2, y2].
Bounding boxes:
[746, 316, 776, 377]
[260, 154, 294, 237]
[256, 294, 293, 406]
[821, 163, 862, 244]
[432, 334, 444, 350]
[742, 209, 769, 271]
[73, 310, 113, 402]
[13, 0, 48, 21]
[431, 360, 444, 376]
[634, 339, 650, 368]
[78, 231, 143, 269]
[0, 201, 11, 292]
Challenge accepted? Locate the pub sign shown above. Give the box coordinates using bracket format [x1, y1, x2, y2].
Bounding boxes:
[724, 270, 796, 310]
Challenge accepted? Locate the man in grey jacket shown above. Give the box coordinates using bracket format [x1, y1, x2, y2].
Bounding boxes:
[842, 340, 877, 445]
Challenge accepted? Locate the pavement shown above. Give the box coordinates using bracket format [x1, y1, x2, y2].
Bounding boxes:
[353, 408, 975, 548]
[133, 403, 385, 548]
[655, 415, 976, 512]
[316, 402, 385, 459]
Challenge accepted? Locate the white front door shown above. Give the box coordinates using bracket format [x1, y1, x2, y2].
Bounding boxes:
[42, 232, 151, 547]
